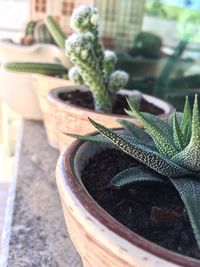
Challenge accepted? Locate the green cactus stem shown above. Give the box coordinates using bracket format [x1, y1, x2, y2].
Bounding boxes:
[4, 62, 68, 76]
[45, 16, 66, 49]
[66, 6, 129, 112]
[34, 22, 55, 44]
[66, 33, 113, 112]
[22, 20, 57, 45]
[154, 37, 189, 98]
[70, 5, 104, 70]
[25, 20, 37, 36]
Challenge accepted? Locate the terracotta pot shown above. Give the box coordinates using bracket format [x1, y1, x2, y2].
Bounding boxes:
[56, 133, 200, 267]
[0, 41, 69, 65]
[47, 86, 173, 152]
[0, 42, 71, 120]
[32, 74, 75, 147]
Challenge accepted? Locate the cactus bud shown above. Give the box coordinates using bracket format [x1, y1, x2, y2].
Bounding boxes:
[70, 5, 98, 32]
[65, 32, 94, 61]
[108, 70, 129, 93]
[103, 50, 117, 78]
[68, 66, 84, 84]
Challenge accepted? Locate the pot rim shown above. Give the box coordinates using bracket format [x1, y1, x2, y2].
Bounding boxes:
[48, 85, 174, 119]
[60, 131, 200, 267]
[0, 41, 59, 51]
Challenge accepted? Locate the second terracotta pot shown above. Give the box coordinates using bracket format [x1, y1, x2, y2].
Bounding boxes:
[47, 86, 173, 152]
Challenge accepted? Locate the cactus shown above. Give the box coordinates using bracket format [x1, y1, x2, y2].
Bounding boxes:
[153, 37, 189, 98]
[45, 16, 66, 49]
[34, 22, 55, 44]
[66, 5, 129, 112]
[21, 20, 56, 45]
[130, 31, 162, 58]
[25, 20, 37, 36]
[4, 62, 68, 76]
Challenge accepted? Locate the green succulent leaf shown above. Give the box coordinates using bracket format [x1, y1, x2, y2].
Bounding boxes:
[67, 133, 114, 146]
[68, 131, 156, 152]
[180, 96, 192, 144]
[173, 112, 187, 151]
[111, 166, 165, 188]
[127, 90, 142, 111]
[117, 119, 153, 143]
[125, 102, 178, 158]
[170, 176, 200, 248]
[164, 112, 183, 128]
[172, 95, 200, 172]
[88, 118, 188, 178]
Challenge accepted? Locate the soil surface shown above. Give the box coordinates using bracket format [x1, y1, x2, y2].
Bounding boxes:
[82, 149, 200, 260]
[59, 90, 164, 115]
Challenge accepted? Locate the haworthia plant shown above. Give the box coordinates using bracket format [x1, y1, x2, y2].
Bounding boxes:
[65, 5, 129, 112]
[69, 95, 200, 248]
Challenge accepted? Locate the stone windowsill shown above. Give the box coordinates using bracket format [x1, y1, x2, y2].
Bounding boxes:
[0, 120, 82, 267]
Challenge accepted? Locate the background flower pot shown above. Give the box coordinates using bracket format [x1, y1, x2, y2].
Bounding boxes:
[32, 74, 74, 148]
[47, 86, 173, 152]
[0, 42, 71, 120]
[0, 41, 68, 64]
[56, 135, 200, 267]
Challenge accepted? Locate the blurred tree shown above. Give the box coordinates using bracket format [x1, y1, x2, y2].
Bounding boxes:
[146, 0, 167, 17]
[184, 0, 192, 7]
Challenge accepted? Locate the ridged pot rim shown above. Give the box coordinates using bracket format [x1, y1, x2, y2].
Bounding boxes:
[57, 130, 200, 267]
[0, 41, 59, 52]
[48, 85, 174, 119]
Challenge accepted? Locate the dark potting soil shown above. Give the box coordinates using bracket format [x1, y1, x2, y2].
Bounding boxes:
[58, 90, 164, 115]
[82, 149, 200, 260]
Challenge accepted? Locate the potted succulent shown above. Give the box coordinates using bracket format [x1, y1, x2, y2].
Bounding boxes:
[4, 6, 173, 149]
[46, 5, 173, 151]
[0, 18, 67, 62]
[56, 95, 200, 267]
[0, 17, 70, 120]
[39, 5, 174, 151]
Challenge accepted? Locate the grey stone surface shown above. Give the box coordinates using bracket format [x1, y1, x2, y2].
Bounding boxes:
[7, 120, 82, 267]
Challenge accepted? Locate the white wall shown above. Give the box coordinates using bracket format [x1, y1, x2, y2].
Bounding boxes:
[0, 0, 29, 40]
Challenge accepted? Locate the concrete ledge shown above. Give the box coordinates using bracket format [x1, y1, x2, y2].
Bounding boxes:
[0, 120, 82, 267]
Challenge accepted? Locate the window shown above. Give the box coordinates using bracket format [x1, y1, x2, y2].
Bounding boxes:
[0, 0, 29, 32]
[35, 0, 46, 13]
[62, 1, 74, 16]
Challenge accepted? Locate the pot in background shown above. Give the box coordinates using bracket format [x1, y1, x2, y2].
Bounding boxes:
[32, 74, 74, 148]
[0, 42, 71, 120]
[47, 86, 173, 152]
[0, 41, 69, 65]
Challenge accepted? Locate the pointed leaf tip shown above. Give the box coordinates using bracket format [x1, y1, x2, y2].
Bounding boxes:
[173, 111, 187, 150]
[181, 96, 192, 143]
[125, 101, 177, 158]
